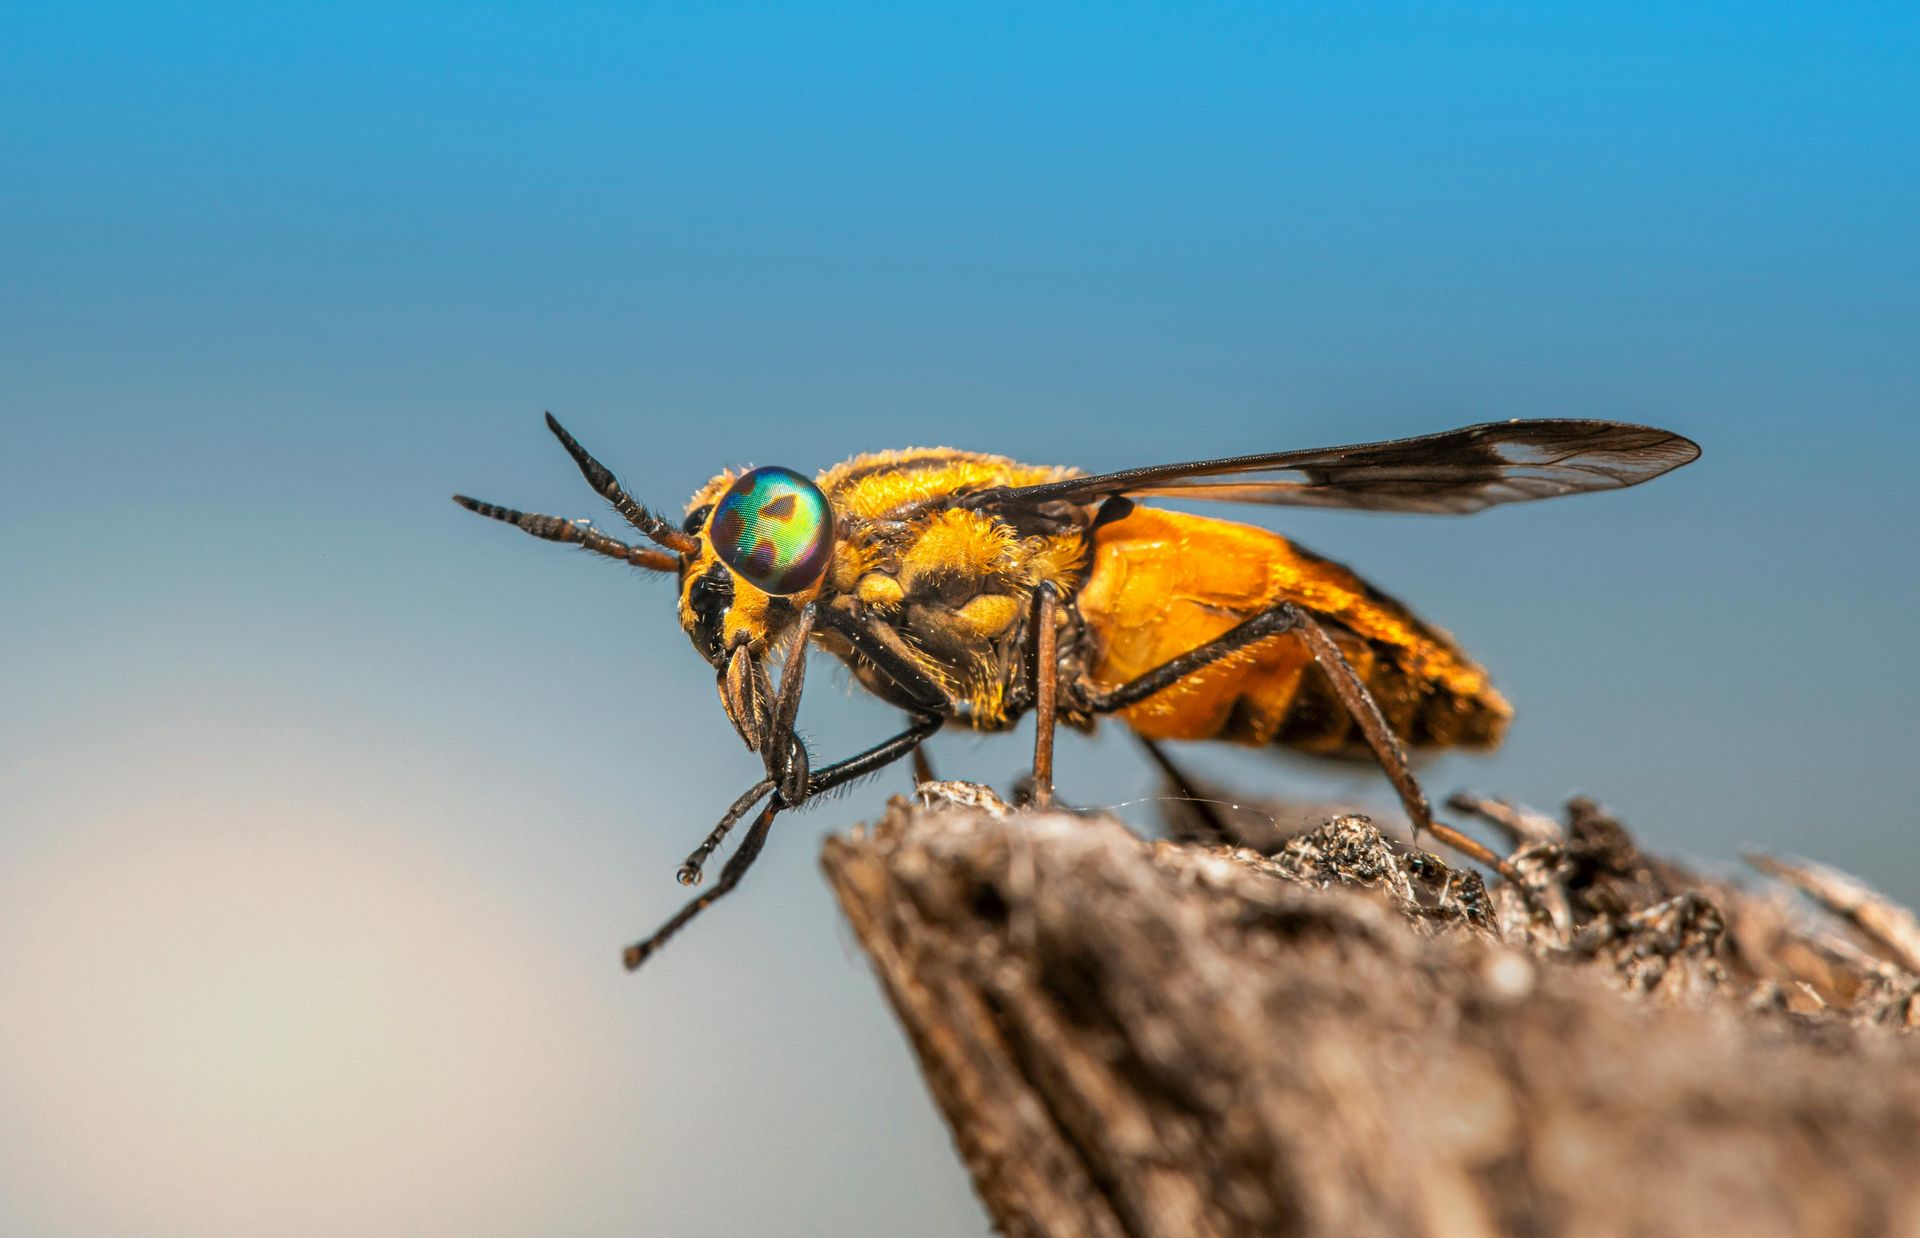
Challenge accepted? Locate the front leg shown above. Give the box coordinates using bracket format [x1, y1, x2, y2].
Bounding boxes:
[685, 604, 954, 891]
[716, 606, 819, 809]
[761, 604, 817, 805]
[625, 714, 945, 971]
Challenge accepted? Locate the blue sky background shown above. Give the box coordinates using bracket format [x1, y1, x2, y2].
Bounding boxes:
[4, 3, 1918, 1234]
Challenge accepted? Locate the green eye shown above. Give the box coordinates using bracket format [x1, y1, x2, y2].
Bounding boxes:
[709, 467, 834, 594]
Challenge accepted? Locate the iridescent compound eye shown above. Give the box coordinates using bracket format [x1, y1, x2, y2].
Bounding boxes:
[708, 466, 835, 595]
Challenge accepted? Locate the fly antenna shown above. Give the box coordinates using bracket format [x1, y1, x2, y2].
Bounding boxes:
[452, 495, 680, 572]
[544, 412, 698, 555]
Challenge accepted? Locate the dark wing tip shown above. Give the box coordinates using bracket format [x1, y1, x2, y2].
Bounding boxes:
[1667, 430, 1703, 466]
[1584, 421, 1703, 480]
[1492, 419, 1701, 482]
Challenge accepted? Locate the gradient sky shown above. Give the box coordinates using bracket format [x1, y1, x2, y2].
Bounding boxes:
[5, 4, 1918, 1235]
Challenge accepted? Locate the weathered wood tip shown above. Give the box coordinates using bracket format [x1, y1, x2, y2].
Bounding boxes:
[823, 793, 1920, 1238]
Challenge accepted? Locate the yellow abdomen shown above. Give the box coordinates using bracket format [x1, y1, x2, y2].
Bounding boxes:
[1076, 507, 1510, 755]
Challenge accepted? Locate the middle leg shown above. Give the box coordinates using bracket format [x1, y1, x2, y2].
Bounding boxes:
[1028, 582, 1061, 809]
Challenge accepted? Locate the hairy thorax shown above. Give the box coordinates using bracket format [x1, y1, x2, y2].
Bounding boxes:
[810, 450, 1087, 729]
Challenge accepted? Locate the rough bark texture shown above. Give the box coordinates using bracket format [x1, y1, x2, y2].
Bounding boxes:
[820, 787, 1920, 1238]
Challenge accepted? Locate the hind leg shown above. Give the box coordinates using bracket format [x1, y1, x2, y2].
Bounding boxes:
[1085, 600, 1519, 882]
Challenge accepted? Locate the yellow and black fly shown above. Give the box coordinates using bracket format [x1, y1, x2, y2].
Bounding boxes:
[456, 414, 1698, 969]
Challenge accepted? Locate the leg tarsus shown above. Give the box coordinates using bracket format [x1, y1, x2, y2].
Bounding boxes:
[1420, 819, 1522, 881]
[676, 777, 777, 887]
[629, 799, 780, 970]
[628, 715, 942, 972]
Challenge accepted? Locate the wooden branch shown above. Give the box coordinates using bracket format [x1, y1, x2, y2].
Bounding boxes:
[821, 796, 1920, 1238]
